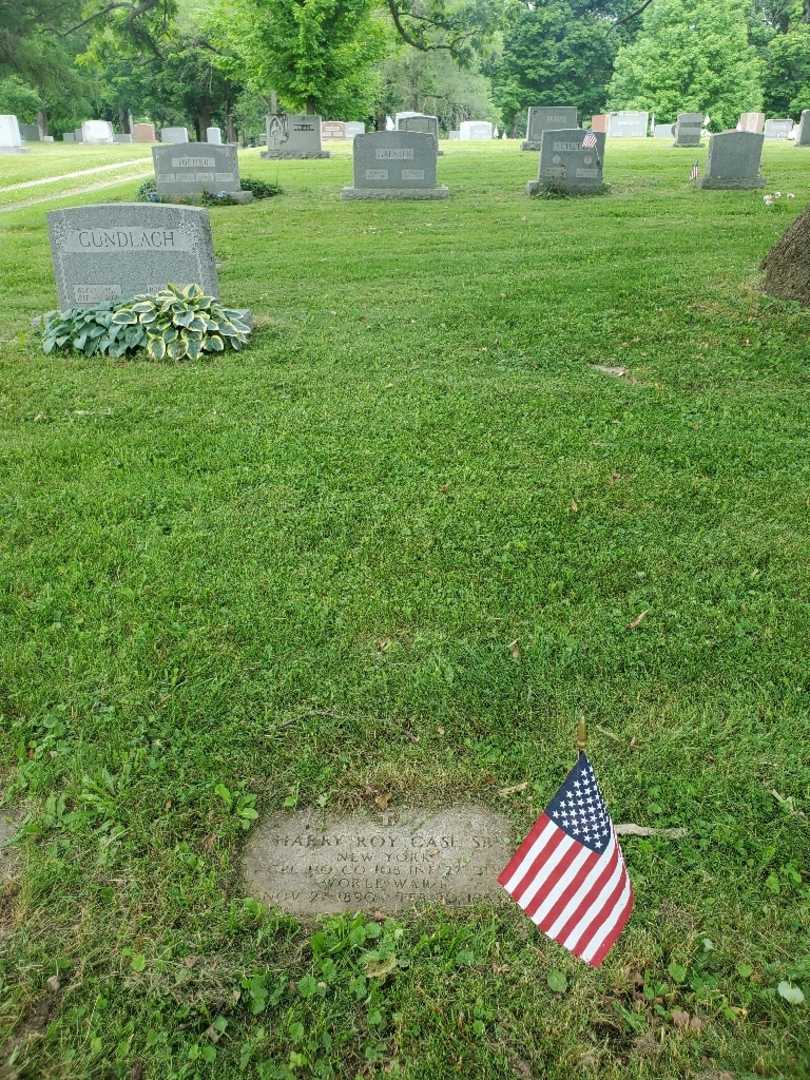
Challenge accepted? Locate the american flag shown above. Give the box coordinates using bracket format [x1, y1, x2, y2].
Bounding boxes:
[690, 161, 700, 182]
[498, 753, 633, 967]
[582, 132, 598, 149]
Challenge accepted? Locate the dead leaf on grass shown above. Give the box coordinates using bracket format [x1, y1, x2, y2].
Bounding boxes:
[591, 365, 628, 378]
[627, 610, 649, 630]
[498, 782, 529, 797]
[615, 823, 688, 839]
[509, 639, 521, 660]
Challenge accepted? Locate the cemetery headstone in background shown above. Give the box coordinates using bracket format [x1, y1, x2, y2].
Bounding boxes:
[345, 122, 365, 139]
[73, 129, 82, 142]
[81, 120, 114, 144]
[764, 118, 793, 140]
[113, 134, 134, 144]
[48, 203, 219, 307]
[654, 123, 674, 139]
[397, 114, 443, 154]
[697, 130, 764, 189]
[243, 806, 512, 916]
[262, 114, 329, 159]
[607, 111, 648, 137]
[161, 126, 189, 144]
[133, 123, 157, 143]
[527, 128, 606, 195]
[522, 106, 578, 150]
[737, 112, 765, 134]
[342, 130, 448, 200]
[62, 132, 75, 144]
[321, 121, 347, 140]
[795, 111, 810, 146]
[590, 115, 608, 133]
[673, 113, 704, 147]
[152, 142, 250, 202]
[459, 120, 494, 140]
[206, 127, 222, 144]
[448, 130, 460, 140]
[20, 122, 40, 142]
[0, 115, 26, 153]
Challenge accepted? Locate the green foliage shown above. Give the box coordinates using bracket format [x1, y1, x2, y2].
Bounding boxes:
[238, 176, 283, 199]
[489, 0, 618, 135]
[41, 303, 147, 358]
[207, 0, 389, 117]
[135, 176, 282, 205]
[763, 23, 810, 117]
[0, 74, 41, 120]
[112, 283, 251, 361]
[379, 48, 497, 130]
[607, 0, 763, 129]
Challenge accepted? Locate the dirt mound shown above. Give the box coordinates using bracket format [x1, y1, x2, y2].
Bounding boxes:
[762, 205, 810, 304]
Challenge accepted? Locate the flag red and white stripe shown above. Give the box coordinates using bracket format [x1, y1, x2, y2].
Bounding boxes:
[498, 754, 633, 967]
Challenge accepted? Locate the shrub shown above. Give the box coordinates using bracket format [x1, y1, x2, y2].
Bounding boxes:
[42, 303, 147, 358]
[112, 283, 251, 361]
[135, 176, 281, 204]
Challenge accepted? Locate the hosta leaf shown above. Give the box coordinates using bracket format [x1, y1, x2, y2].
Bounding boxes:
[147, 337, 166, 361]
[139, 311, 158, 324]
[187, 317, 207, 333]
[173, 310, 194, 327]
[167, 339, 186, 360]
[111, 311, 137, 324]
[163, 327, 178, 343]
[43, 338, 56, 354]
[186, 337, 202, 360]
[205, 335, 225, 352]
[131, 301, 155, 314]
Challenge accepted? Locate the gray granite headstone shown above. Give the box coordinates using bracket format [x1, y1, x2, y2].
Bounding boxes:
[262, 114, 329, 159]
[673, 112, 703, 147]
[161, 126, 189, 144]
[698, 130, 764, 189]
[152, 141, 245, 199]
[206, 126, 222, 144]
[345, 122, 365, 139]
[796, 110, 810, 146]
[448, 130, 460, 140]
[243, 805, 512, 916]
[522, 106, 578, 150]
[0, 114, 26, 153]
[459, 120, 493, 140]
[81, 120, 114, 144]
[653, 123, 674, 139]
[764, 118, 793, 140]
[113, 133, 134, 144]
[20, 122, 40, 142]
[133, 123, 156, 143]
[397, 114, 442, 154]
[342, 130, 448, 200]
[73, 129, 82, 142]
[608, 111, 648, 137]
[528, 128, 606, 194]
[48, 203, 219, 307]
[737, 112, 764, 134]
[62, 132, 75, 144]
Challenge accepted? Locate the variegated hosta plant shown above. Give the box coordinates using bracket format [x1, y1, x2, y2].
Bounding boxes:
[111, 283, 251, 361]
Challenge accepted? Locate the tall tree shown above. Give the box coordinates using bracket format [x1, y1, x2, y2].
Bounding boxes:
[607, 0, 763, 127]
[763, 22, 810, 115]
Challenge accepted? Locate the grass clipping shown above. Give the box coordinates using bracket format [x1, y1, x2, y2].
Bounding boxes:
[761, 204, 810, 304]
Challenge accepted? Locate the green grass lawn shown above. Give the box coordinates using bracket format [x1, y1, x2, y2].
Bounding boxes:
[0, 138, 808, 1079]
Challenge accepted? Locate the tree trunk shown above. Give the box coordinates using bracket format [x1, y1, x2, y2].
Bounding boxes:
[118, 107, 132, 133]
[270, 90, 278, 113]
[37, 109, 48, 137]
[306, 97, 317, 115]
[376, 110, 386, 131]
[225, 112, 236, 143]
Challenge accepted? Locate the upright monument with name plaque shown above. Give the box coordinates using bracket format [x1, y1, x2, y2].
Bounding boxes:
[522, 106, 578, 150]
[262, 114, 329, 159]
[341, 130, 448, 200]
[697, 130, 764, 189]
[47, 203, 219, 308]
[673, 112, 703, 147]
[161, 126, 189, 144]
[527, 128, 606, 194]
[152, 142, 251, 202]
[397, 113, 442, 153]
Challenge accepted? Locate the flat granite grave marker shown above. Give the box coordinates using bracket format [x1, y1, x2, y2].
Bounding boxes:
[673, 112, 703, 147]
[796, 110, 810, 146]
[342, 130, 448, 200]
[243, 806, 512, 916]
[527, 128, 606, 194]
[397, 113, 442, 154]
[697, 130, 764, 189]
[152, 141, 251, 201]
[133, 122, 156, 143]
[737, 112, 764, 134]
[262, 114, 329, 159]
[48, 203, 219, 308]
[161, 126, 189, 144]
[522, 106, 578, 150]
[0, 115, 26, 153]
[764, 118, 793, 140]
[459, 120, 494, 140]
[607, 111, 648, 137]
[81, 119, 114, 144]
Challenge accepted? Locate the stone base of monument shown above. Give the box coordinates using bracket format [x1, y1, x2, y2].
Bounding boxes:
[260, 150, 330, 159]
[674, 142, 703, 148]
[521, 140, 542, 151]
[341, 185, 449, 200]
[526, 179, 607, 196]
[0, 147, 28, 153]
[154, 191, 254, 204]
[697, 176, 764, 190]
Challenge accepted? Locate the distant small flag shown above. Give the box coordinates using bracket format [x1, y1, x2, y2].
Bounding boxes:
[498, 753, 633, 967]
[690, 161, 700, 182]
[582, 132, 598, 149]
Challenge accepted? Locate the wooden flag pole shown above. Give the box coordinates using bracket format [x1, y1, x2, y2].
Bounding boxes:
[576, 717, 588, 754]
